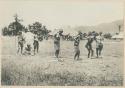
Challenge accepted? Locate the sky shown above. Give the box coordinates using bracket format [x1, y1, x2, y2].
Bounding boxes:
[0, 0, 124, 30]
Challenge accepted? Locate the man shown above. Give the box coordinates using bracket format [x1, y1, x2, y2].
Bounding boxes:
[95, 32, 104, 58]
[54, 29, 63, 59]
[85, 32, 94, 58]
[33, 31, 39, 54]
[74, 34, 80, 60]
[17, 31, 24, 54]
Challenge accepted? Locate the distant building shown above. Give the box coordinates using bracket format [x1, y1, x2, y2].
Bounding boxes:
[112, 32, 124, 40]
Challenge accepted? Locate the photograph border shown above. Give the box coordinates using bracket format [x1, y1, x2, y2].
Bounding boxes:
[0, 0, 124, 88]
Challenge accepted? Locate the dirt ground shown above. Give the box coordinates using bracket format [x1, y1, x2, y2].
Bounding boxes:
[1, 36, 124, 86]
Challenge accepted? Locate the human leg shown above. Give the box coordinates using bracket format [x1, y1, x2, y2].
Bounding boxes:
[96, 48, 99, 58]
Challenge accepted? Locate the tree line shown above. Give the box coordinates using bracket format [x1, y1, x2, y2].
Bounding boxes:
[2, 14, 113, 40]
[2, 20, 51, 40]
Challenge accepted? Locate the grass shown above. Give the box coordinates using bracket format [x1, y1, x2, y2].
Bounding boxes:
[1, 37, 124, 86]
[2, 66, 123, 86]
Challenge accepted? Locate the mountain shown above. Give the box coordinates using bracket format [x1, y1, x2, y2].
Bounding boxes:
[61, 20, 124, 35]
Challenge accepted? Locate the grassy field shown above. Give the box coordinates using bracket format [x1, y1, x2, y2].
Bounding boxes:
[1, 36, 124, 86]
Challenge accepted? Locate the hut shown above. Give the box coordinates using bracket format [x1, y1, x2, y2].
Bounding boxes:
[112, 32, 124, 40]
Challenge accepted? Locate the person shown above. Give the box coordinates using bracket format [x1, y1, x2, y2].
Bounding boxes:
[74, 35, 80, 60]
[17, 31, 24, 54]
[85, 32, 94, 58]
[33, 31, 39, 54]
[54, 29, 63, 59]
[95, 32, 104, 58]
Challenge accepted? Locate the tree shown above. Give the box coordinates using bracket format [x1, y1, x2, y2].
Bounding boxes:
[29, 22, 51, 40]
[103, 33, 112, 39]
[2, 27, 8, 36]
[42, 25, 51, 40]
[118, 25, 121, 33]
[8, 21, 23, 36]
[29, 22, 42, 34]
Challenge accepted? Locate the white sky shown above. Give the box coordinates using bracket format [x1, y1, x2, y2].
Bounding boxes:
[0, 0, 124, 30]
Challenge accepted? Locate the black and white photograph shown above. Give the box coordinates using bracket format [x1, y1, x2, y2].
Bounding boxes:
[0, 0, 124, 86]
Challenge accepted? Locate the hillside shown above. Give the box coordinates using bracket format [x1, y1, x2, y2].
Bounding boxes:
[61, 20, 123, 34]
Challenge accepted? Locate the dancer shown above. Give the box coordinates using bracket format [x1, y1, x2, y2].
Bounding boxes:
[17, 31, 24, 54]
[95, 32, 104, 58]
[74, 34, 80, 60]
[33, 31, 39, 55]
[85, 32, 94, 58]
[54, 29, 63, 59]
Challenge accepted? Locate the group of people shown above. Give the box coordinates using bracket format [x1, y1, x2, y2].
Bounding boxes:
[17, 29, 104, 61]
[17, 30, 39, 55]
[54, 30, 104, 61]
[74, 31, 104, 60]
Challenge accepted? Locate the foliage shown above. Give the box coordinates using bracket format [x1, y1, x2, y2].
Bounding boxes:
[2, 27, 8, 36]
[29, 22, 51, 40]
[2, 21, 24, 36]
[103, 33, 112, 39]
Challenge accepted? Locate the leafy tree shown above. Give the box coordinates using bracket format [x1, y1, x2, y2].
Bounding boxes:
[103, 33, 112, 39]
[8, 22, 23, 36]
[29, 22, 42, 34]
[2, 27, 8, 36]
[29, 22, 51, 40]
